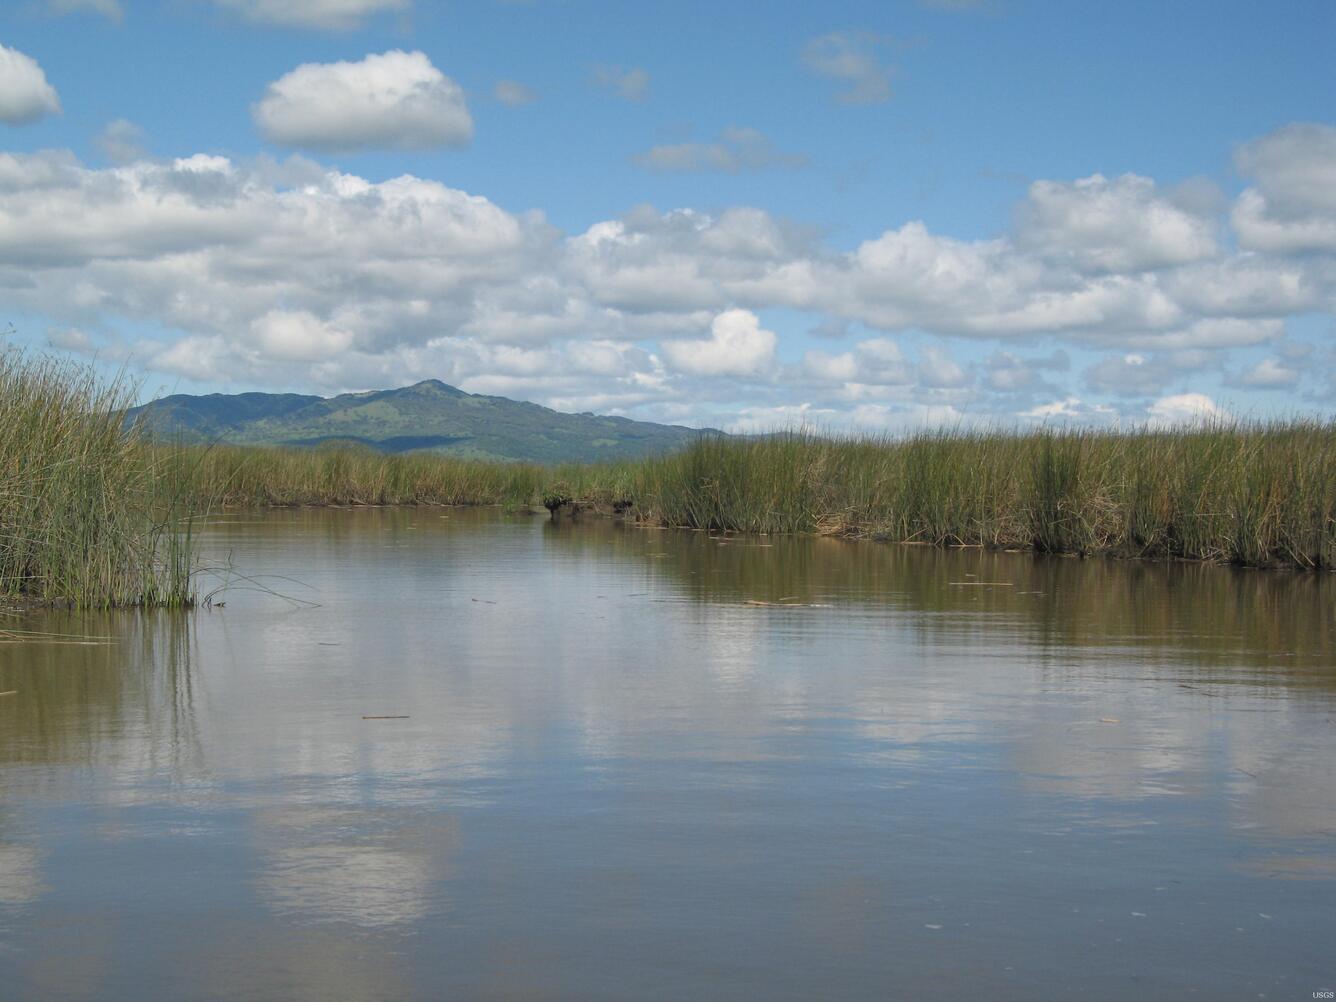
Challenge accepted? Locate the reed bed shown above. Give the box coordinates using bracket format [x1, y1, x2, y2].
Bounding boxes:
[156, 443, 544, 509]
[612, 425, 1336, 569]
[163, 422, 1336, 571]
[7, 345, 1331, 606]
[0, 350, 194, 607]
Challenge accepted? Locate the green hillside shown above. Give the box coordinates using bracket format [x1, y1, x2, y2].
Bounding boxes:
[126, 379, 714, 463]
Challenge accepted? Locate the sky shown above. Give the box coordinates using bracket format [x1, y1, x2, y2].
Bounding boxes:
[0, 0, 1333, 430]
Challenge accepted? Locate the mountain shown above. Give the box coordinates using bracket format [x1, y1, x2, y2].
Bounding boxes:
[125, 379, 716, 463]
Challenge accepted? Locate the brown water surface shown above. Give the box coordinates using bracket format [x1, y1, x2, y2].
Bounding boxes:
[1, 507, 1334, 1000]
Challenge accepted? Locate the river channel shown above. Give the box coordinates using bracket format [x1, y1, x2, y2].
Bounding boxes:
[1, 507, 1333, 1000]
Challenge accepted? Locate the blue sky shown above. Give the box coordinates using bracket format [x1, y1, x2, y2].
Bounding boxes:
[1, 0, 1333, 429]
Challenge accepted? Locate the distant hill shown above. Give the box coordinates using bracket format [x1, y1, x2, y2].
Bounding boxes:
[124, 379, 717, 463]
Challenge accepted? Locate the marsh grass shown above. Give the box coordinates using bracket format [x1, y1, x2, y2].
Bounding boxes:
[160, 421, 1336, 571]
[604, 425, 1336, 569]
[0, 349, 194, 607]
[158, 442, 545, 509]
[35, 390, 1333, 581]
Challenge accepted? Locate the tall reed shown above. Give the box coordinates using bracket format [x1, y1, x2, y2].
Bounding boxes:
[606, 425, 1336, 570]
[156, 443, 544, 509]
[156, 421, 1336, 572]
[0, 348, 194, 607]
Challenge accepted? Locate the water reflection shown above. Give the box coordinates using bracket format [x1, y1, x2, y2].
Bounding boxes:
[0, 842, 43, 906]
[0, 507, 1332, 999]
[255, 806, 457, 929]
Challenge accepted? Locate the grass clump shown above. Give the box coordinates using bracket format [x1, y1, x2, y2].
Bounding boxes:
[0, 349, 194, 607]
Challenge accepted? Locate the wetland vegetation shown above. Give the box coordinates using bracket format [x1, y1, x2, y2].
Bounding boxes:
[167, 421, 1336, 571]
[0, 350, 193, 609]
[4, 345, 1335, 609]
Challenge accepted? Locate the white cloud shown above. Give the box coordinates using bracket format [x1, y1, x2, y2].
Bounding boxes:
[592, 65, 648, 102]
[1115, 317, 1282, 351]
[1018, 173, 1218, 273]
[1146, 392, 1226, 426]
[634, 127, 806, 173]
[1084, 352, 1171, 397]
[661, 310, 776, 377]
[729, 402, 839, 433]
[917, 344, 970, 388]
[566, 206, 812, 312]
[1236, 357, 1300, 389]
[801, 31, 893, 105]
[493, 79, 536, 106]
[850, 402, 969, 429]
[253, 50, 472, 151]
[1021, 396, 1117, 422]
[803, 337, 913, 389]
[95, 119, 146, 164]
[4, 118, 1334, 427]
[249, 309, 353, 361]
[44, 0, 123, 19]
[1163, 256, 1322, 318]
[985, 349, 1068, 393]
[210, 0, 409, 30]
[816, 222, 1190, 339]
[1233, 123, 1336, 254]
[0, 44, 62, 125]
[47, 326, 94, 352]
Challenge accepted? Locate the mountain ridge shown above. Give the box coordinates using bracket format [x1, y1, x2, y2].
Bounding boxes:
[126, 379, 718, 463]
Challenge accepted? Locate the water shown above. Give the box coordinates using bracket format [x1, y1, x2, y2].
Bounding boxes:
[1, 507, 1334, 1000]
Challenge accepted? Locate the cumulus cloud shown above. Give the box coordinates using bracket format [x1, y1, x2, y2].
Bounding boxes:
[1147, 392, 1226, 426]
[44, 0, 123, 19]
[917, 344, 970, 388]
[3, 118, 1334, 427]
[803, 337, 913, 388]
[253, 50, 472, 151]
[634, 127, 806, 173]
[1022, 397, 1117, 422]
[985, 349, 1068, 393]
[801, 31, 894, 105]
[661, 310, 777, 377]
[592, 65, 648, 102]
[0, 44, 62, 125]
[1114, 317, 1282, 351]
[210, 0, 409, 30]
[1233, 123, 1336, 253]
[0, 151, 535, 351]
[1017, 173, 1218, 273]
[47, 326, 94, 352]
[493, 79, 536, 106]
[95, 119, 147, 163]
[249, 309, 353, 360]
[1236, 357, 1300, 389]
[1084, 353, 1172, 397]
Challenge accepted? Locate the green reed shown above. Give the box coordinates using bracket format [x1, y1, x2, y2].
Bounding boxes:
[155, 442, 546, 509]
[0, 349, 195, 607]
[601, 425, 1336, 570]
[105, 418, 1336, 575]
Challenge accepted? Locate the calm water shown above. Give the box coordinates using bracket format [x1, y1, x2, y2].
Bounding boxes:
[1, 508, 1334, 1001]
